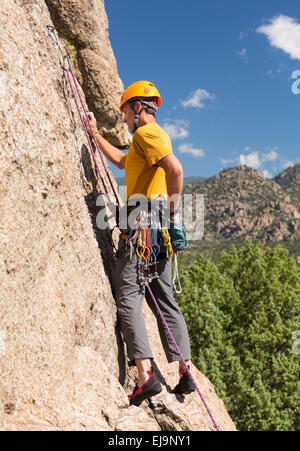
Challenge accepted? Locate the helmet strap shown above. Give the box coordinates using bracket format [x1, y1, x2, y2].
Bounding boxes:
[133, 110, 140, 132]
[130, 101, 145, 133]
[129, 98, 158, 132]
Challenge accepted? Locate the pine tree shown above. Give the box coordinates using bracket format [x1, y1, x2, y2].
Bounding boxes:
[177, 240, 300, 431]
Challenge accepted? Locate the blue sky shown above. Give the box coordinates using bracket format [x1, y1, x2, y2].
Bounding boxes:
[105, 0, 300, 180]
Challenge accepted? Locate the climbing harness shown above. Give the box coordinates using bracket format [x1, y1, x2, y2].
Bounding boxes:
[47, 26, 220, 431]
[125, 206, 173, 287]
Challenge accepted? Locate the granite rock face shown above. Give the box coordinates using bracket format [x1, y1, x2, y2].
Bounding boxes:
[0, 0, 236, 431]
[45, 0, 130, 148]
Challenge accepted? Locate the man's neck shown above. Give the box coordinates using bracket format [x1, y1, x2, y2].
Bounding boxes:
[138, 114, 156, 128]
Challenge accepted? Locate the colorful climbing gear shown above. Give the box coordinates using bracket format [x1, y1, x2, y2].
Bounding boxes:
[172, 253, 182, 295]
[161, 228, 173, 259]
[169, 217, 188, 252]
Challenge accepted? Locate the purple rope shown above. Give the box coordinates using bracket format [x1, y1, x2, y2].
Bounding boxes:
[68, 67, 120, 207]
[65, 68, 109, 195]
[146, 284, 221, 431]
[47, 25, 119, 207]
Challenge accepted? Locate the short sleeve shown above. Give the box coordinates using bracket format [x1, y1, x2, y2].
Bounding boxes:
[134, 124, 173, 167]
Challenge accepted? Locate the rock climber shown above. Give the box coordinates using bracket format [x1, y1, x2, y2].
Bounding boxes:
[85, 81, 195, 406]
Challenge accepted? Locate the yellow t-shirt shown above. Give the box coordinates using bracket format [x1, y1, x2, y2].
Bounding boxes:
[124, 122, 173, 200]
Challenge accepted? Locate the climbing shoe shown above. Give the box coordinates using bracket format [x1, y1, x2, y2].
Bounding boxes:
[173, 368, 196, 395]
[129, 366, 162, 406]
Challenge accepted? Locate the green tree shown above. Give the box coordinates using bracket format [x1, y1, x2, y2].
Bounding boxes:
[177, 240, 300, 431]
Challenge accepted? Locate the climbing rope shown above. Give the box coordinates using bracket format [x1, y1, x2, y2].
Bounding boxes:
[47, 25, 120, 210]
[47, 25, 220, 431]
[146, 284, 220, 431]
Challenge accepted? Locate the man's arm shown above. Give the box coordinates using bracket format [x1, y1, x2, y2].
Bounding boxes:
[94, 133, 126, 169]
[156, 154, 183, 216]
[85, 112, 126, 169]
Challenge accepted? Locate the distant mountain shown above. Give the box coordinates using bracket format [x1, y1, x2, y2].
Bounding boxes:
[115, 175, 207, 186]
[183, 176, 207, 185]
[183, 165, 300, 243]
[274, 163, 300, 208]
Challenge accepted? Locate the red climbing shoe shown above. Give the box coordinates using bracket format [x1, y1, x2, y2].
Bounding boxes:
[129, 366, 162, 406]
[173, 368, 196, 395]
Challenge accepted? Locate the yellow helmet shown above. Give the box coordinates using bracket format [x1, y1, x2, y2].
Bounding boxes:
[120, 80, 162, 111]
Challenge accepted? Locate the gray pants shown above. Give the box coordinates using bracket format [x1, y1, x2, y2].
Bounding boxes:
[115, 239, 191, 364]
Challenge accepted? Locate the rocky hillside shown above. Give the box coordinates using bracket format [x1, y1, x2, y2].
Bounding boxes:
[0, 0, 235, 431]
[184, 165, 300, 243]
[274, 163, 300, 207]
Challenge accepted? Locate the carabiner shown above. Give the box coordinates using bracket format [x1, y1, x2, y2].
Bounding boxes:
[152, 244, 160, 258]
[136, 244, 145, 258]
[47, 25, 70, 71]
[152, 228, 160, 257]
[144, 245, 152, 260]
[62, 54, 72, 72]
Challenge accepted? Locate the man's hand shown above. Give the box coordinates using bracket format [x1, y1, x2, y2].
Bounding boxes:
[170, 211, 180, 222]
[84, 112, 98, 137]
[83, 112, 126, 169]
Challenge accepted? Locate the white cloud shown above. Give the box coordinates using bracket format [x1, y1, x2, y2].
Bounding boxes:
[178, 143, 205, 158]
[162, 120, 189, 140]
[239, 151, 261, 169]
[236, 48, 248, 62]
[181, 89, 215, 109]
[239, 31, 247, 40]
[267, 64, 286, 79]
[262, 150, 279, 162]
[257, 15, 300, 61]
[281, 160, 295, 169]
[220, 158, 235, 166]
[263, 169, 272, 179]
[221, 147, 300, 177]
[239, 28, 253, 40]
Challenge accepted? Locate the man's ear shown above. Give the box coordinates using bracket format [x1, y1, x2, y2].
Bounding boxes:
[133, 100, 142, 114]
